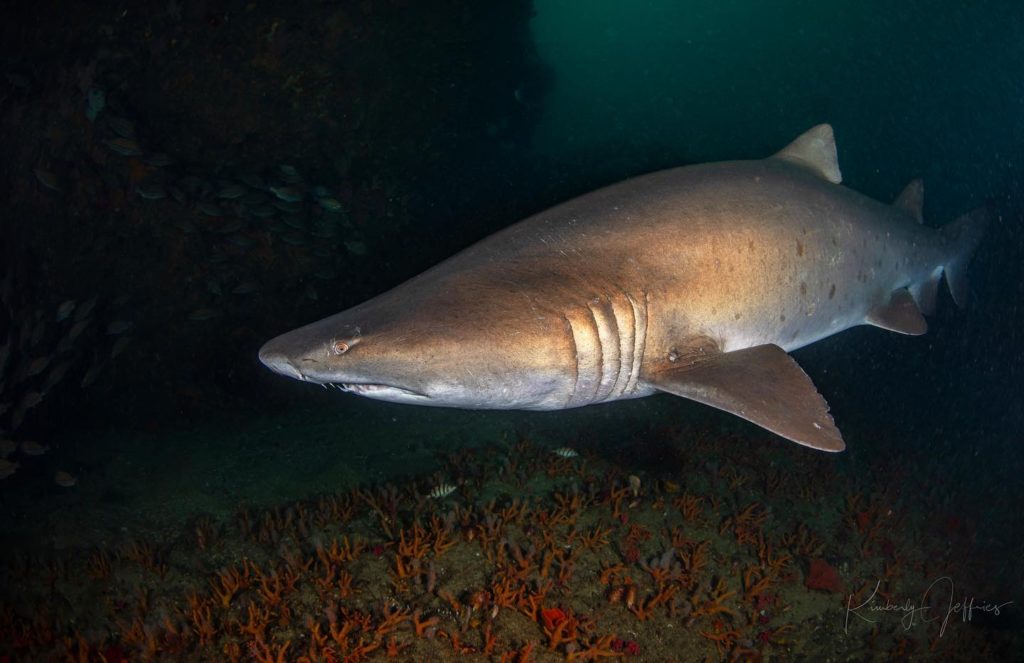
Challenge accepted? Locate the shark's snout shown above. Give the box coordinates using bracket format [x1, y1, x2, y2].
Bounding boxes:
[259, 342, 305, 381]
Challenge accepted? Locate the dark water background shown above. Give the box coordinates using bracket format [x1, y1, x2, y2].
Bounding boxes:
[1, 0, 1022, 659]
[2, 0, 1018, 450]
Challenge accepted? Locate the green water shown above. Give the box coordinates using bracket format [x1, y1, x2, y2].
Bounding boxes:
[532, 0, 1021, 212]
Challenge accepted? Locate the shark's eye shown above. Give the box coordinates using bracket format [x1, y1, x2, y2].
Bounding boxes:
[333, 340, 350, 355]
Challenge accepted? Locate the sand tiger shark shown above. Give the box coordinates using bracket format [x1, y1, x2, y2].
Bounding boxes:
[260, 125, 987, 452]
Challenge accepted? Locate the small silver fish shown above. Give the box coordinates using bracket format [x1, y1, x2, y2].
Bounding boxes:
[309, 224, 337, 239]
[239, 171, 265, 189]
[273, 200, 302, 214]
[106, 116, 136, 139]
[25, 356, 51, 377]
[80, 362, 104, 388]
[226, 234, 254, 250]
[216, 219, 244, 234]
[242, 191, 269, 205]
[106, 320, 132, 335]
[282, 215, 306, 230]
[18, 391, 43, 410]
[20, 440, 49, 456]
[56, 300, 76, 322]
[34, 168, 61, 192]
[217, 183, 247, 199]
[74, 297, 97, 322]
[29, 313, 46, 347]
[232, 281, 259, 295]
[144, 153, 175, 167]
[136, 183, 168, 200]
[197, 201, 223, 217]
[277, 164, 303, 184]
[85, 88, 105, 122]
[42, 360, 72, 392]
[188, 308, 220, 321]
[0, 459, 19, 480]
[344, 240, 368, 256]
[428, 483, 457, 499]
[270, 186, 304, 203]
[55, 334, 74, 355]
[105, 137, 142, 156]
[317, 197, 343, 212]
[248, 204, 276, 218]
[54, 471, 77, 487]
[551, 447, 579, 458]
[110, 335, 131, 359]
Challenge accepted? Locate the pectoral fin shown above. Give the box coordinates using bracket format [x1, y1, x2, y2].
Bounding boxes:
[647, 343, 845, 452]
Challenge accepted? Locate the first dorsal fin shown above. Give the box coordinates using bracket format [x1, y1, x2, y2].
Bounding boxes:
[772, 124, 842, 184]
[894, 178, 924, 223]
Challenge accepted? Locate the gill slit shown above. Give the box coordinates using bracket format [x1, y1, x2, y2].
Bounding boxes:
[601, 295, 622, 399]
[626, 290, 649, 394]
[608, 282, 635, 399]
[562, 312, 579, 408]
[587, 301, 603, 403]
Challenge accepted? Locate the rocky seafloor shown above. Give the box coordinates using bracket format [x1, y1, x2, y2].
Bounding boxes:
[1, 417, 1020, 662]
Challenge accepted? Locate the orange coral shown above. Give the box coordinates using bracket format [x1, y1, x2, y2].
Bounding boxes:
[412, 610, 439, 637]
[566, 634, 620, 661]
[541, 607, 579, 651]
[209, 563, 250, 608]
[673, 493, 705, 522]
[700, 621, 741, 656]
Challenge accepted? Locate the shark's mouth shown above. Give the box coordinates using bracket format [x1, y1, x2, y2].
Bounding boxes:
[327, 382, 430, 400]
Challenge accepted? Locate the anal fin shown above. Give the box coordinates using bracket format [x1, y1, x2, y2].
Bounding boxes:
[865, 288, 927, 335]
[909, 270, 941, 315]
[646, 344, 844, 452]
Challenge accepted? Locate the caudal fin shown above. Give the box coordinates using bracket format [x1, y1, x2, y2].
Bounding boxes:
[940, 207, 989, 307]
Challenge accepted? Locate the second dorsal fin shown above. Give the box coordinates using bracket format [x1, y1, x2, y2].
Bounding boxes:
[771, 124, 842, 184]
[893, 178, 924, 223]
